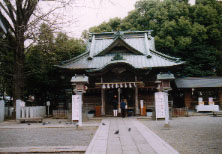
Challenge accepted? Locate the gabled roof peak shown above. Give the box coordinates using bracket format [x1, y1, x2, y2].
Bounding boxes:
[89, 30, 153, 40]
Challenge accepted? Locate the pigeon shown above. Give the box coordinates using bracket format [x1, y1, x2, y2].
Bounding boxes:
[76, 124, 79, 129]
[27, 123, 31, 125]
[128, 128, 131, 132]
[102, 123, 106, 125]
[114, 130, 119, 134]
[42, 122, 46, 125]
[58, 121, 62, 123]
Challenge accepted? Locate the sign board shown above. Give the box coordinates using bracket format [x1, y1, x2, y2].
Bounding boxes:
[72, 95, 82, 120]
[209, 97, 213, 103]
[198, 97, 203, 103]
[155, 92, 167, 119]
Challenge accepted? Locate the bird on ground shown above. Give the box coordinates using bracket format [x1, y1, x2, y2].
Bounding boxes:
[42, 122, 46, 125]
[102, 123, 106, 125]
[27, 123, 31, 125]
[114, 130, 119, 134]
[128, 128, 131, 132]
[76, 124, 79, 129]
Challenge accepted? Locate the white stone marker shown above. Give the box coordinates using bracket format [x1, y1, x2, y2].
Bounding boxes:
[16, 100, 22, 120]
[0, 100, 5, 122]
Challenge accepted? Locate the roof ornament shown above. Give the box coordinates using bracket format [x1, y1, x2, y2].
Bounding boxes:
[114, 31, 124, 39]
[111, 53, 124, 61]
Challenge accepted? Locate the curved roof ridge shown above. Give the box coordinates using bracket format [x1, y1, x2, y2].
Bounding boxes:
[150, 49, 181, 62]
[94, 35, 144, 56]
[60, 51, 89, 66]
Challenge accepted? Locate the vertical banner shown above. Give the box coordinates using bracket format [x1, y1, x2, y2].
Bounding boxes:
[155, 92, 167, 119]
[72, 95, 82, 121]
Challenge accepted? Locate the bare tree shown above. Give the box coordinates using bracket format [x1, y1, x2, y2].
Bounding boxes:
[0, 0, 71, 117]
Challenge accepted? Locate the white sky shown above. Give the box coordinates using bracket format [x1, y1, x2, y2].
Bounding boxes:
[39, 0, 139, 38]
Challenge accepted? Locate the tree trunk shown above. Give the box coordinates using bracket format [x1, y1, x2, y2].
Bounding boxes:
[12, 29, 25, 118]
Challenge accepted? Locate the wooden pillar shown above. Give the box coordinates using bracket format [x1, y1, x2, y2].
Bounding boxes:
[118, 88, 121, 113]
[135, 86, 140, 115]
[101, 76, 105, 116]
[184, 89, 192, 109]
[101, 88, 105, 116]
[218, 89, 222, 108]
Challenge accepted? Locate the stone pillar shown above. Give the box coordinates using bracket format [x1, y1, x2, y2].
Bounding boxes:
[0, 100, 5, 122]
[101, 89, 105, 115]
[16, 100, 22, 120]
[184, 89, 192, 109]
[218, 89, 222, 108]
[135, 87, 140, 115]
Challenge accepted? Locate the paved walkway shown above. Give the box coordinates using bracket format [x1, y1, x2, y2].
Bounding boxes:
[86, 118, 179, 154]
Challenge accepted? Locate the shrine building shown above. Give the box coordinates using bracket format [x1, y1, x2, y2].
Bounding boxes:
[58, 31, 184, 116]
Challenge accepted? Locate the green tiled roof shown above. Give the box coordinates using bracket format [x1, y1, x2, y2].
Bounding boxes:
[59, 31, 184, 70]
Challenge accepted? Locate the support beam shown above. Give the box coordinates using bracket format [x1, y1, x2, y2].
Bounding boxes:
[135, 86, 140, 115]
[118, 88, 121, 113]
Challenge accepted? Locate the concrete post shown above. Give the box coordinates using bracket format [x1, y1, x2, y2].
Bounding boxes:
[16, 100, 22, 120]
[0, 100, 5, 122]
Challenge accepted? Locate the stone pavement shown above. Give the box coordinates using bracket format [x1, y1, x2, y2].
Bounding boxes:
[0, 146, 86, 153]
[85, 117, 179, 154]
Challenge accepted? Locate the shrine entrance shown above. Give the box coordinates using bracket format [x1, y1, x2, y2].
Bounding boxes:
[104, 84, 136, 116]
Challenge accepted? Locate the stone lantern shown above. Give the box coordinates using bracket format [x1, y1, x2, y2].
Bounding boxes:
[156, 72, 175, 92]
[70, 74, 88, 126]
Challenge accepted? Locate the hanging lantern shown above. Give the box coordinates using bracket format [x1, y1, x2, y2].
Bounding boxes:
[134, 83, 136, 87]
[107, 84, 110, 88]
[120, 83, 123, 88]
[125, 83, 127, 88]
[111, 84, 114, 88]
[129, 83, 132, 88]
[102, 84, 106, 89]
[116, 83, 118, 88]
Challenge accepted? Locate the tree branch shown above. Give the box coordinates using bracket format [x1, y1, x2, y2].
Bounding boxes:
[2, 0, 16, 24]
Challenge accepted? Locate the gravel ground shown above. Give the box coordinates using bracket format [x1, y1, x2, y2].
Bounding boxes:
[0, 127, 97, 147]
[140, 116, 222, 154]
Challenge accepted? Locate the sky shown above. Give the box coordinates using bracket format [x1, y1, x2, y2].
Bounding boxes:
[39, 0, 139, 38]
